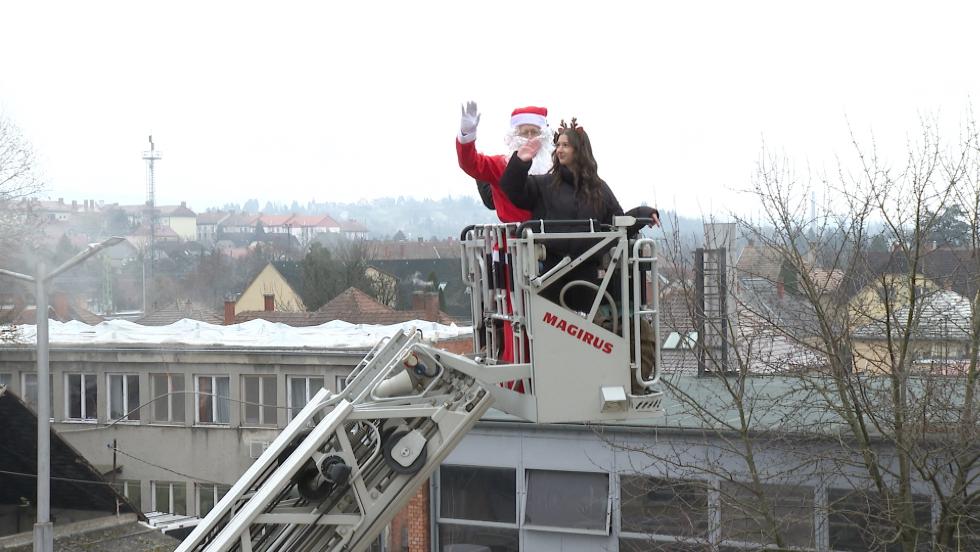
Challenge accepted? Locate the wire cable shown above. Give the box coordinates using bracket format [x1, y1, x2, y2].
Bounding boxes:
[106, 445, 224, 485]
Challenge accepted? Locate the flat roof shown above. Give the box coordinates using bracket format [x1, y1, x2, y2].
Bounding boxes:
[4, 318, 472, 350]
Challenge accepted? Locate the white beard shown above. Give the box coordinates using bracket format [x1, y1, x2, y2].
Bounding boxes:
[505, 130, 555, 176]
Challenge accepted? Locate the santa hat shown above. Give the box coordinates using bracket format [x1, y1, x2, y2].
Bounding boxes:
[511, 106, 548, 128]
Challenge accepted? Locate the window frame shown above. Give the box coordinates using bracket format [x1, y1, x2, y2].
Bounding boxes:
[618, 474, 712, 541]
[718, 481, 816, 549]
[436, 465, 519, 529]
[151, 480, 187, 515]
[286, 375, 325, 420]
[195, 375, 231, 425]
[113, 479, 142, 511]
[521, 468, 612, 536]
[150, 372, 186, 425]
[241, 374, 277, 427]
[196, 482, 231, 517]
[22, 373, 55, 419]
[65, 372, 98, 422]
[107, 373, 141, 422]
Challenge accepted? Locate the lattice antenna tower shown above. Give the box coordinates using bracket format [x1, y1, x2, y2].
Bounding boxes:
[141, 136, 161, 312]
[142, 135, 162, 210]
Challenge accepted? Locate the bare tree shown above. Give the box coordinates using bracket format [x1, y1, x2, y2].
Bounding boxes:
[0, 113, 43, 252]
[613, 118, 980, 551]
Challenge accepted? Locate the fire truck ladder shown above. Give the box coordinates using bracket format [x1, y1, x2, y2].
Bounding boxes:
[176, 329, 510, 552]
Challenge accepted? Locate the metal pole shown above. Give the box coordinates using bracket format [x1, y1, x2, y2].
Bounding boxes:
[33, 262, 53, 552]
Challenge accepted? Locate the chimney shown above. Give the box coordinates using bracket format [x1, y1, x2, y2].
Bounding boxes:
[71, 200, 77, 210]
[891, 241, 903, 252]
[51, 291, 70, 321]
[776, 281, 785, 300]
[181, 201, 187, 208]
[263, 293, 275, 312]
[412, 291, 440, 322]
[58, 197, 63, 205]
[224, 300, 236, 325]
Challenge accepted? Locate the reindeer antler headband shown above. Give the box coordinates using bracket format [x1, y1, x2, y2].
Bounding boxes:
[553, 117, 585, 145]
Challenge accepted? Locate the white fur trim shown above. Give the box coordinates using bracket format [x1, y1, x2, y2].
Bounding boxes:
[510, 113, 547, 128]
[458, 130, 477, 144]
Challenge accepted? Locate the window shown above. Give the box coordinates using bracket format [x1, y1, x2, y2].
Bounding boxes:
[440, 465, 516, 523]
[287, 376, 324, 419]
[335, 374, 348, 392]
[151, 373, 185, 424]
[196, 376, 230, 424]
[438, 524, 519, 552]
[619, 538, 705, 551]
[720, 482, 814, 548]
[437, 466, 519, 552]
[524, 469, 610, 533]
[113, 479, 142, 511]
[662, 331, 698, 350]
[197, 483, 231, 517]
[620, 476, 709, 538]
[66, 373, 98, 421]
[152, 480, 187, 515]
[828, 488, 932, 552]
[22, 374, 54, 416]
[108, 374, 140, 421]
[0, 373, 10, 387]
[242, 375, 277, 426]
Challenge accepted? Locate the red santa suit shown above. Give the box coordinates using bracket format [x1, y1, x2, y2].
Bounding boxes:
[456, 106, 550, 223]
[455, 106, 549, 391]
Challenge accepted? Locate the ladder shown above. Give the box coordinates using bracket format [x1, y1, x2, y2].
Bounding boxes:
[176, 329, 496, 552]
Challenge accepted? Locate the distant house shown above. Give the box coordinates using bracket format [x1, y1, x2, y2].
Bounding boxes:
[735, 240, 785, 285]
[370, 238, 460, 260]
[196, 211, 230, 245]
[235, 261, 306, 314]
[103, 238, 141, 266]
[0, 290, 104, 326]
[851, 288, 974, 373]
[33, 198, 74, 221]
[257, 214, 295, 235]
[157, 202, 197, 241]
[233, 287, 454, 326]
[219, 213, 261, 235]
[136, 300, 223, 326]
[338, 218, 369, 240]
[369, 258, 468, 318]
[128, 223, 180, 245]
[292, 214, 341, 244]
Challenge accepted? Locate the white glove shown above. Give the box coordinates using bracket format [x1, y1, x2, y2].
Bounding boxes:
[460, 101, 481, 137]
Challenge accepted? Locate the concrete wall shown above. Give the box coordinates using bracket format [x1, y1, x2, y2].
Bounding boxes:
[0, 345, 364, 516]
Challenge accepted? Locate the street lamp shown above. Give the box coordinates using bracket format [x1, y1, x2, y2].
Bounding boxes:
[0, 236, 124, 552]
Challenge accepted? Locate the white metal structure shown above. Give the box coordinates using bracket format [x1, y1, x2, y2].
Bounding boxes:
[176, 218, 663, 552]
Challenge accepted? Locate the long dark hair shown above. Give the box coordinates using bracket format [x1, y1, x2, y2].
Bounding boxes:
[550, 121, 608, 211]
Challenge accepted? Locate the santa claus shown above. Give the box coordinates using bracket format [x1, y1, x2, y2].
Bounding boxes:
[456, 101, 554, 223]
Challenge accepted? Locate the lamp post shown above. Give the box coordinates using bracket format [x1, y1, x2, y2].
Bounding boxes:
[0, 236, 123, 552]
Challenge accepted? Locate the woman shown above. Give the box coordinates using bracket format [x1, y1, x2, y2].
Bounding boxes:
[498, 120, 624, 226]
[499, 120, 659, 312]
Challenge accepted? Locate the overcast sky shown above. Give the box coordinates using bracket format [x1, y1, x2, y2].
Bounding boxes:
[2, 1, 979, 218]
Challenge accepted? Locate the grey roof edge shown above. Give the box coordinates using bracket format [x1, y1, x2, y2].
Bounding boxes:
[0, 513, 141, 549]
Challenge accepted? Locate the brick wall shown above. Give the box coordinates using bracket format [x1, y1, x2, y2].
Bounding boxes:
[388, 481, 430, 551]
[434, 336, 473, 355]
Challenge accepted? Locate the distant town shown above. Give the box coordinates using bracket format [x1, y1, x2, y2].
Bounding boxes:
[0, 195, 495, 325]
